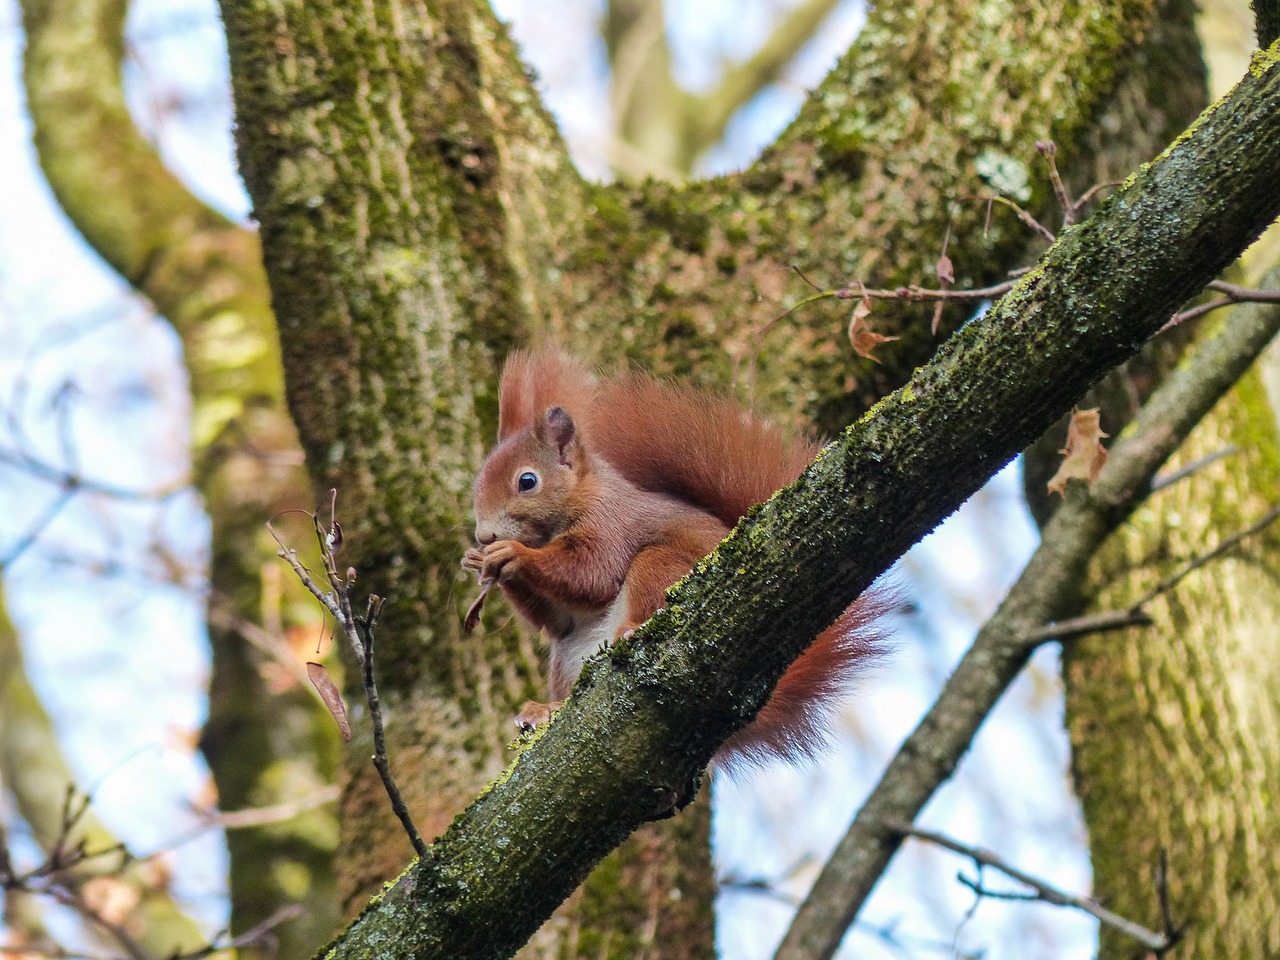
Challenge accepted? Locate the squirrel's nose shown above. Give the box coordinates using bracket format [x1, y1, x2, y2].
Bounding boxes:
[475, 527, 497, 545]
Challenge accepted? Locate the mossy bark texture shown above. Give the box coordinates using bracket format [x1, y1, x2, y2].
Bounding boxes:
[305, 44, 1280, 958]
[1067, 294, 1280, 956]
[20, 0, 342, 952]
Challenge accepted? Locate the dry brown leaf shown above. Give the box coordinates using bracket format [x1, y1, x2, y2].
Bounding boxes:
[308, 661, 351, 741]
[848, 301, 900, 361]
[936, 253, 955, 285]
[1047, 408, 1109, 495]
[465, 580, 494, 633]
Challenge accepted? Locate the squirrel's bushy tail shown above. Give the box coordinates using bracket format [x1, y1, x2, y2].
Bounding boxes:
[714, 591, 895, 771]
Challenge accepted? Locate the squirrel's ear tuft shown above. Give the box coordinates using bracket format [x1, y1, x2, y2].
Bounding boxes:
[498, 351, 536, 440]
[497, 349, 596, 441]
[542, 406, 579, 466]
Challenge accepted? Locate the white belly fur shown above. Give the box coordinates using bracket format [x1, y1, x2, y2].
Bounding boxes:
[548, 586, 630, 698]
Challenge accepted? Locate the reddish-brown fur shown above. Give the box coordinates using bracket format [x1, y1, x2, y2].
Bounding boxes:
[466, 348, 888, 770]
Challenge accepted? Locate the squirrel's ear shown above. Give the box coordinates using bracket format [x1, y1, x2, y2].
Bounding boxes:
[497, 351, 535, 440]
[540, 406, 579, 467]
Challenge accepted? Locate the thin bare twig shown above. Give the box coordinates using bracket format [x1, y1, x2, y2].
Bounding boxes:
[1207, 279, 1280, 303]
[983, 194, 1056, 243]
[1036, 141, 1073, 226]
[268, 498, 429, 860]
[834, 278, 1018, 306]
[1134, 504, 1280, 607]
[1027, 506, 1278, 642]
[1072, 178, 1125, 214]
[887, 821, 1178, 953]
[1023, 606, 1154, 643]
[1154, 849, 1183, 945]
[266, 519, 342, 622]
[1163, 280, 1280, 332]
[210, 788, 341, 831]
[1150, 445, 1238, 492]
[180, 905, 304, 960]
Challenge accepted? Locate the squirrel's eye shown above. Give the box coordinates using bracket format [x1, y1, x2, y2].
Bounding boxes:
[517, 471, 539, 493]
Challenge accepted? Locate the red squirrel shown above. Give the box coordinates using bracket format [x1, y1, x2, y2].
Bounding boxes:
[463, 349, 886, 767]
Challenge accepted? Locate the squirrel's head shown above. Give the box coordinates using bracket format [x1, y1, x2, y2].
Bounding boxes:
[473, 405, 590, 547]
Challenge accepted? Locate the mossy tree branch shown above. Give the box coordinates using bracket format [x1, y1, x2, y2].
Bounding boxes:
[317, 45, 1280, 959]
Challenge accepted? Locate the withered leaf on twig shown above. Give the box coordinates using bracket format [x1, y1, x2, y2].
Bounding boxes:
[848, 299, 901, 361]
[935, 253, 955, 285]
[1047, 408, 1109, 495]
[307, 661, 351, 741]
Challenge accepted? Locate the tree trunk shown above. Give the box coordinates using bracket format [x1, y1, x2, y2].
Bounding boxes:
[19, 0, 341, 950]
[1065, 287, 1280, 957]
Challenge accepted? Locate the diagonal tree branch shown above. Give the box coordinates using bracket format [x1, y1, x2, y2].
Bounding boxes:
[318, 43, 1280, 959]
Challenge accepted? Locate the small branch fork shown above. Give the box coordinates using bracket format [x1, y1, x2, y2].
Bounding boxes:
[886, 821, 1185, 955]
[266, 492, 429, 860]
[1027, 502, 1280, 644]
[758, 140, 1280, 352]
[0, 371, 189, 570]
[0, 787, 298, 960]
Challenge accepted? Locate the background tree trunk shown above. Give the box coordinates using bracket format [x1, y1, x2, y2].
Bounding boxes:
[1064, 280, 1280, 957]
[19, 0, 341, 950]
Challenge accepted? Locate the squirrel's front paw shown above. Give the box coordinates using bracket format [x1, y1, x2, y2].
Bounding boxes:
[461, 546, 486, 574]
[479, 540, 525, 581]
[514, 699, 564, 733]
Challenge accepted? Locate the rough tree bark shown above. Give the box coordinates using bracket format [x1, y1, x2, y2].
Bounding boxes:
[1064, 276, 1280, 956]
[1055, 10, 1280, 955]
